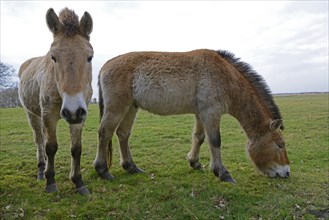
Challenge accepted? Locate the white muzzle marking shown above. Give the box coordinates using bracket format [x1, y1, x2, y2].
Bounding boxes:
[61, 92, 87, 123]
[266, 164, 290, 178]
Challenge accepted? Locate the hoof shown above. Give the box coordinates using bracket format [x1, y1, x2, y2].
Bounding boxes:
[129, 166, 144, 174]
[76, 186, 90, 195]
[126, 166, 144, 174]
[189, 161, 202, 170]
[122, 162, 144, 174]
[219, 172, 237, 184]
[45, 183, 58, 193]
[100, 172, 115, 181]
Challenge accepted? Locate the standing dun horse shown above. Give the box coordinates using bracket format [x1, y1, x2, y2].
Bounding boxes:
[19, 8, 93, 195]
[94, 49, 290, 183]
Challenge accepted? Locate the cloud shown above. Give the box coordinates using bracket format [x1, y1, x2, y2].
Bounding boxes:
[0, 1, 328, 96]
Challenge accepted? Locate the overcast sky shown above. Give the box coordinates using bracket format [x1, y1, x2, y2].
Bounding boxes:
[1, 1, 328, 97]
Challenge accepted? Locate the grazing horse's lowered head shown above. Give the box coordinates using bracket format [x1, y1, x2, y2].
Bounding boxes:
[215, 50, 290, 179]
[247, 119, 290, 178]
[47, 8, 93, 124]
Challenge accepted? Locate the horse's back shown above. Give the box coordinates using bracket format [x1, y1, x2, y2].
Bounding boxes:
[100, 49, 227, 115]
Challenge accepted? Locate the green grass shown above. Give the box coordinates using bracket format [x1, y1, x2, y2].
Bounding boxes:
[0, 94, 328, 219]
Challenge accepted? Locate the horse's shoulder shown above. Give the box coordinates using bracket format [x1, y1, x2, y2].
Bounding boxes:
[19, 56, 45, 77]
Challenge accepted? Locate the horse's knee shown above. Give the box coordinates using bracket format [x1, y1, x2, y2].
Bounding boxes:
[45, 142, 58, 156]
[71, 144, 82, 159]
[98, 125, 108, 138]
[208, 134, 221, 148]
[116, 128, 131, 142]
[193, 133, 205, 145]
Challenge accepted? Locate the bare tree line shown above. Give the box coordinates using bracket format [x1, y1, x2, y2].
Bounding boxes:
[0, 62, 20, 108]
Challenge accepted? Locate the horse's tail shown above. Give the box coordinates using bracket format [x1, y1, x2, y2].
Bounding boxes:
[98, 73, 104, 122]
[98, 72, 112, 167]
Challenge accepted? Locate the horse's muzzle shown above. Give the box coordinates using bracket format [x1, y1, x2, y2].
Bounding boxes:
[61, 92, 88, 124]
[61, 107, 87, 124]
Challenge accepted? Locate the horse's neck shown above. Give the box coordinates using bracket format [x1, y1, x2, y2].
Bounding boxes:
[228, 93, 271, 140]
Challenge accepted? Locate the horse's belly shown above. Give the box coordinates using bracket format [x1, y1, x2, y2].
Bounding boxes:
[135, 93, 195, 115]
[133, 80, 196, 115]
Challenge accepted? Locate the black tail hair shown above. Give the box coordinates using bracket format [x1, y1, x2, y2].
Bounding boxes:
[98, 74, 104, 122]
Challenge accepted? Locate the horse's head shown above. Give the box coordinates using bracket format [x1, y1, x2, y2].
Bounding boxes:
[247, 119, 290, 178]
[46, 8, 93, 124]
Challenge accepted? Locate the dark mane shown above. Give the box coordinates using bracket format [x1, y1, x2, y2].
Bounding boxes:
[59, 8, 80, 36]
[216, 50, 282, 121]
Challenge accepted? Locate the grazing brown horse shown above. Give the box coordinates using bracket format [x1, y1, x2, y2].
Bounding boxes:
[94, 49, 290, 183]
[18, 8, 93, 194]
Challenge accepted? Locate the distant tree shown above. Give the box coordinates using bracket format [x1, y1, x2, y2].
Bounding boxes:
[0, 87, 20, 108]
[0, 62, 17, 91]
[0, 62, 20, 108]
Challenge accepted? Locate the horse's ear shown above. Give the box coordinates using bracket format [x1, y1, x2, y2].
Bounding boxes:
[46, 8, 63, 35]
[80, 11, 93, 39]
[270, 119, 284, 131]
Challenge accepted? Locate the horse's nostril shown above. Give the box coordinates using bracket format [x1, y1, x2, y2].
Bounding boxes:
[286, 171, 290, 178]
[61, 108, 70, 120]
[61, 107, 86, 124]
[76, 108, 87, 119]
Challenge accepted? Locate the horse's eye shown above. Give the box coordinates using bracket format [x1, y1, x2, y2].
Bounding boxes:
[51, 55, 57, 62]
[277, 143, 285, 149]
[87, 56, 93, 63]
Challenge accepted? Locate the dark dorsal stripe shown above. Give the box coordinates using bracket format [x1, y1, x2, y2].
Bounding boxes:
[216, 50, 282, 120]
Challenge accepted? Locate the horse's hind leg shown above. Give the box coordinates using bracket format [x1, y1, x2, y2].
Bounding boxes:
[201, 113, 236, 183]
[26, 112, 46, 180]
[187, 115, 205, 170]
[116, 106, 143, 174]
[94, 109, 125, 180]
[69, 124, 89, 195]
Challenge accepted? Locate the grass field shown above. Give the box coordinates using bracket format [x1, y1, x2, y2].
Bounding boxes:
[0, 94, 328, 219]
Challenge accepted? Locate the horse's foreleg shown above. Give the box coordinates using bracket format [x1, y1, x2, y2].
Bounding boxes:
[202, 115, 236, 184]
[69, 124, 89, 195]
[26, 112, 46, 179]
[116, 106, 143, 174]
[43, 116, 59, 193]
[188, 115, 205, 170]
[94, 111, 121, 180]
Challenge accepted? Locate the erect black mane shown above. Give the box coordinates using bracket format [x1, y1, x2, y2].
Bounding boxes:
[216, 50, 282, 121]
[59, 8, 80, 37]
